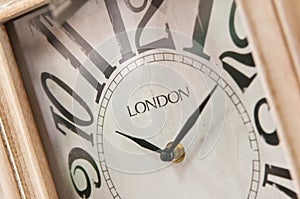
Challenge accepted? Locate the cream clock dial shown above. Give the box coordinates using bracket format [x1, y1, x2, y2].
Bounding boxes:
[95, 48, 259, 198]
[8, 0, 298, 198]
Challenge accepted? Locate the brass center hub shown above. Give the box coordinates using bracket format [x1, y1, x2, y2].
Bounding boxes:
[166, 142, 185, 163]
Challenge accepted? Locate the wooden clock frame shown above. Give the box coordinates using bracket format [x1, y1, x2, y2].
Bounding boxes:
[0, 0, 299, 198]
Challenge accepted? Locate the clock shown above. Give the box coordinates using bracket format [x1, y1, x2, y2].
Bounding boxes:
[0, 0, 299, 198]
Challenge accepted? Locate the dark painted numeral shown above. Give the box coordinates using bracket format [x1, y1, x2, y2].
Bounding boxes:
[124, 0, 148, 12]
[133, 0, 175, 53]
[39, 11, 116, 79]
[219, 2, 256, 92]
[50, 107, 94, 146]
[41, 72, 94, 146]
[220, 51, 256, 92]
[183, 0, 214, 60]
[69, 147, 101, 198]
[104, 0, 136, 63]
[61, 22, 116, 79]
[31, 12, 106, 103]
[263, 164, 298, 199]
[228, 1, 248, 48]
[254, 98, 279, 146]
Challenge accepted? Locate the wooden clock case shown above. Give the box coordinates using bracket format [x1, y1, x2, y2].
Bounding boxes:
[0, 0, 299, 198]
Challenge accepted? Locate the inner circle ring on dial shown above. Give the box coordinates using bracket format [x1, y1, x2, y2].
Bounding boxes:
[96, 51, 261, 199]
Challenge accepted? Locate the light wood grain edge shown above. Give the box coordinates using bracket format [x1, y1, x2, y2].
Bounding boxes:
[0, 0, 47, 23]
[237, 0, 300, 191]
[273, 0, 300, 86]
[0, 25, 58, 198]
[0, 119, 22, 199]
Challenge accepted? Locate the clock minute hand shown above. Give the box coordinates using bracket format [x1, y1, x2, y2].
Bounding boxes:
[115, 131, 162, 153]
[160, 85, 218, 162]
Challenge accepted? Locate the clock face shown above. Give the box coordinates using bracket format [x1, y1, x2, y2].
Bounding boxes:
[9, 0, 299, 198]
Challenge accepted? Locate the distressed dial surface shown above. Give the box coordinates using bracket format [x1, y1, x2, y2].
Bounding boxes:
[9, 0, 299, 198]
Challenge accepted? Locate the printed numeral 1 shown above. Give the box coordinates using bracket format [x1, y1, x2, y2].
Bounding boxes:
[263, 164, 298, 199]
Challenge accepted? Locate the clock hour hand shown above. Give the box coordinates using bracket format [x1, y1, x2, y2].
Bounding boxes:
[116, 131, 162, 153]
[160, 85, 218, 162]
